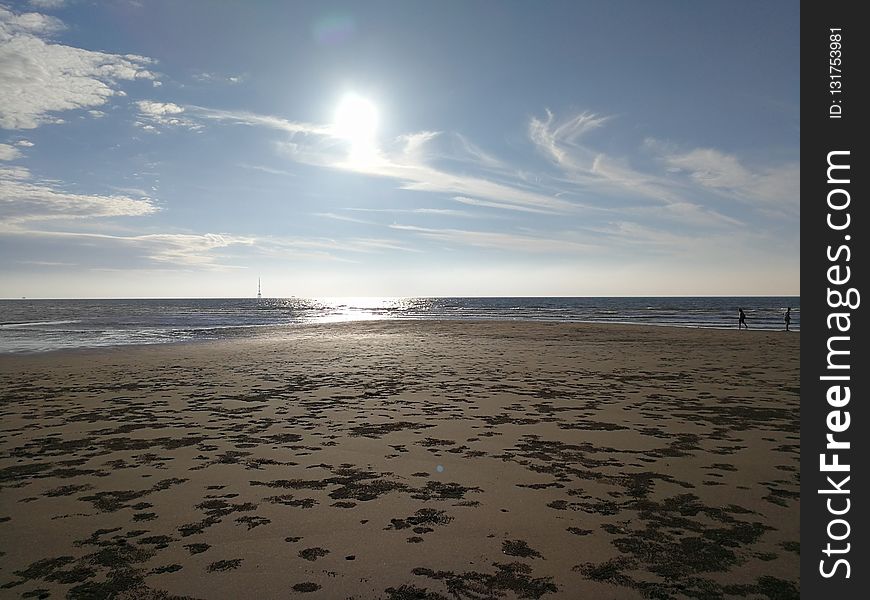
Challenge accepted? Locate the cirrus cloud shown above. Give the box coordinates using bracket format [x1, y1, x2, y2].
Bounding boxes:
[0, 168, 157, 224]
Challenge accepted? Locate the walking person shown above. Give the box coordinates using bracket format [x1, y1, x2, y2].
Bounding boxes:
[738, 308, 748, 330]
[784, 307, 791, 331]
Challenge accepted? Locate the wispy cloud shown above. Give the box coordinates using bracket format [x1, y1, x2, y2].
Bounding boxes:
[529, 109, 610, 170]
[312, 212, 376, 225]
[186, 106, 332, 137]
[132, 232, 254, 266]
[343, 206, 480, 218]
[453, 196, 555, 215]
[1, 228, 254, 268]
[0, 5, 157, 130]
[340, 237, 422, 253]
[17, 260, 77, 267]
[237, 163, 296, 177]
[110, 100, 793, 263]
[662, 146, 799, 213]
[450, 133, 506, 169]
[186, 104, 765, 232]
[189, 106, 581, 215]
[528, 110, 792, 225]
[0, 168, 157, 224]
[528, 109, 681, 203]
[253, 234, 422, 260]
[2, 223, 425, 272]
[390, 224, 599, 254]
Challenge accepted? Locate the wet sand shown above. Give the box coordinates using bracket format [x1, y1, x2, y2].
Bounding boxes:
[0, 321, 799, 599]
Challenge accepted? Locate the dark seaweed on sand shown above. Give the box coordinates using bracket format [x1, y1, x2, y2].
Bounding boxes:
[298, 547, 329, 561]
[410, 562, 558, 599]
[206, 559, 242, 572]
[501, 540, 543, 559]
[575, 493, 778, 598]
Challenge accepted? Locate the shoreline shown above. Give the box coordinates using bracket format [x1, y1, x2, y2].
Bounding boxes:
[0, 320, 800, 598]
[0, 318, 800, 358]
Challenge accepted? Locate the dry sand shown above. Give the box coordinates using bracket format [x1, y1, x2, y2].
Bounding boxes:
[0, 321, 800, 599]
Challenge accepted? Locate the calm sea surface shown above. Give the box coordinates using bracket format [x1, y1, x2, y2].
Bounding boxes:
[0, 297, 799, 353]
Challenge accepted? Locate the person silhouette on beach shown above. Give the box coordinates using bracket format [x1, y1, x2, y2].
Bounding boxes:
[738, 308, 748, 330]
[784, 307, 791, 331]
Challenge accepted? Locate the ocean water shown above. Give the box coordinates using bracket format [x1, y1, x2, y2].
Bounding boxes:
[0, 297, 799, 353]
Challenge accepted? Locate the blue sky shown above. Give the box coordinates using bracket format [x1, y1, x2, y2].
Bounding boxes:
[1, 0, 799, 298]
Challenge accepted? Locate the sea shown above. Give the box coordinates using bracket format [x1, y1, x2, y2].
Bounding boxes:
[0, 297, 799, 354]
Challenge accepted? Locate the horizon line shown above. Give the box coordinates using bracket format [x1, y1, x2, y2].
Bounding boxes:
[1, 294, 802, 301]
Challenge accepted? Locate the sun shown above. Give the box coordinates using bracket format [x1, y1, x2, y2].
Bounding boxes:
[333, 93, 378, 146]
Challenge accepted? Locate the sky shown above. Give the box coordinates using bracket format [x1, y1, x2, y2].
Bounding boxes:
[0, 0, 800, 298]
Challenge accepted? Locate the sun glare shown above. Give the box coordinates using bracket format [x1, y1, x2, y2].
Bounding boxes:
[333, 93, 378, 144]
[333, 93, 380, 166]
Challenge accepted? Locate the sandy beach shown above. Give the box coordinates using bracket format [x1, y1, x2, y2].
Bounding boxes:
[0, 321, 799, 599]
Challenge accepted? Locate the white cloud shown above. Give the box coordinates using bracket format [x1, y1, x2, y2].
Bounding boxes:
[312, 212, 376, 225]
[344, 238, 421, 253]
[135, 100, 200, 131]
[451, 133, 505, 169]
[342, 206, 478, 218]
[0, 6, 64, 35]
[598, 221, 709, 251]
[131, 232, 254, 266]
[0, 165, 30, 180]
[2, 228, 255, 268]
[187, 106, 332, 136]
[28, 1, 66, 9]
[190, 106, 581, 215]
[137, 100, 183, 117]
[0, 5, 157, 129]
[529, 109, 609, 170]
[0, 170, 158, 223]
[17, 260, 77, 267]
[754, 164, 800, 207]
[528, 109, 681, 204]
[286, 138, 582, 215]
[396, 131, 440, 162]
[588, 152, 682, 204]
[390, 224, 599, 254]
[0, 143, 22, 160]
[665, 148, 752, 189]
[410, 208, 472, 217]
[247, 234, 422, 261]
[530, 111, 799, 226]
[656, 202, 743, 228]
[183, 104, 795, 233]
[193, 72, 244, 85]
[16, 139, 35, 147]
[663, 147, 799, 212]
[453, 195, 556, 215]
[383, 158, 579, 214]
[237, 163, 296, 177]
